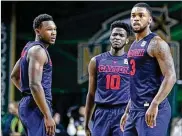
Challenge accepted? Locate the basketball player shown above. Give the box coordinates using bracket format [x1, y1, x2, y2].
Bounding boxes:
[120, 3, 176, 136]
[11, 14, 57, 136]
[84, 21, 131, 136]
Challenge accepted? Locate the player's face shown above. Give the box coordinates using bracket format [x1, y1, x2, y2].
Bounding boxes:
[110, 27, 128, 50]
[131, 7, 152, 33]
[39, 21, 57, 45]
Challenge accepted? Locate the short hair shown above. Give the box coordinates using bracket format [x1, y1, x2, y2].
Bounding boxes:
[110, 20, 131, 36]
[133, 3, 153, 17]
[33, 14, 53, 29]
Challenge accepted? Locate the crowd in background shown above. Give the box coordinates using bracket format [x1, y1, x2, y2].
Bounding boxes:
[1, 101, 182, 136]
[1, 102, 87, 136]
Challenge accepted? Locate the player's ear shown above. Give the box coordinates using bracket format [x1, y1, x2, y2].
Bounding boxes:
[109, 35, 112, 44]
[35, 28, 40, 36]
[149, 16, 152, 24]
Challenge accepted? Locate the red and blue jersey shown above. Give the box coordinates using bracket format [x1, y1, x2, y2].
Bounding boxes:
[127, 33, 167, 110]
[20, 41, 52, 101]
[95, 52, 130, 105]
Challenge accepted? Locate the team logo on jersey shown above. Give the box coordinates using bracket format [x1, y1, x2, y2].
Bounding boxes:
[77, 5, 180, 84]
[124, 59, 128, 65]
[141, 41, 147, 47]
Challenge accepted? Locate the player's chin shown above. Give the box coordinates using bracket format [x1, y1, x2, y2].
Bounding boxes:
[112, 43, 121, 47]
[112, 46, 123, 50]
[133, 29, 141, 33]
[49, 41, 55, 45]
[49, 38, 56, 44]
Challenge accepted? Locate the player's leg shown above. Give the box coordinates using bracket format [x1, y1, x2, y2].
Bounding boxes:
[124, 127, 138, 136]
[135, 104, 171, 136]
[111, 107, 125, 136]
[123, 111, 138, 136]
[91, 107, 111, 136]
[18, 97, 52, 136]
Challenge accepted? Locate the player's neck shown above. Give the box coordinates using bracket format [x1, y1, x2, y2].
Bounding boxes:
[35, 36, 49, 49]
[135, 27, 151, 42]
[110, 47, 125, 56]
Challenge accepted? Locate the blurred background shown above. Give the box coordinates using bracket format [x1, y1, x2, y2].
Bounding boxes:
[1, 1, 182, 136]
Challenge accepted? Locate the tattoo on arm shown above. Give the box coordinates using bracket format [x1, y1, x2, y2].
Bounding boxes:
[148, 36, 176, 105]
[153, 37, 175, 76]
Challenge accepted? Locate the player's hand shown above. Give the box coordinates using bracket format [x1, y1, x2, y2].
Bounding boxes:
[120, 113, 128, 132]
[84, 125, 91, 136]
[145, 103, 158, 128]
[44, 115, 56, 136]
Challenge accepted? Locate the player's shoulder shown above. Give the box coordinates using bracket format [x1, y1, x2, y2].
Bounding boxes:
[150, 35, 167, 46]
[149, 35, 170, 57]
[28, 44, 47, 59]
[90, 52, 110, 64]
[95, 52, 109, 59]
[149, 34, 169, 50]
[29, 45, 45, 53]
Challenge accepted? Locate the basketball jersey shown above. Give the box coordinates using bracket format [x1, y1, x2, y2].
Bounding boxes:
[20, 41, 52, 101]
[127, 33, 167, 110]
[94, 51, 130, 105]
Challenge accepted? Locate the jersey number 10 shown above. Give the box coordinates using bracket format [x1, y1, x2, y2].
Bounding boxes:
[106, 75, 120, 90]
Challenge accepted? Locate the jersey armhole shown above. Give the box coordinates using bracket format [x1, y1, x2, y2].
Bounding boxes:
[95, 55, 101, 72]
[145, 33, 157, 58]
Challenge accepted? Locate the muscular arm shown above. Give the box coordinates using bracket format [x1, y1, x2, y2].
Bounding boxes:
[84, 57, 97, 127]
[28, 46, 52, 118]
[11, 58, 21, 90]
[148, 36, 176, 106]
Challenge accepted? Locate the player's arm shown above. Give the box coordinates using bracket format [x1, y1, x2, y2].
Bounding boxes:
[11, 58, 21, 90]
[28, 46, 51, 118]
[150, 36, 176, 107]
[84, 57, 97, 132]
[28, 46, 55, 135]
[120, 99, 130, 131]
[146, 36, 176, 127]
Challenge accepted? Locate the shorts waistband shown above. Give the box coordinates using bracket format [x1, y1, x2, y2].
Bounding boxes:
[96, 103, 127, 109]
[21, 91, 52, 106]
[21, 91, 32, 97]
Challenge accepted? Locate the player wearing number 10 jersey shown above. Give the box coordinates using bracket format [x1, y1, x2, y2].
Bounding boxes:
[84, 21, 131, 136]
